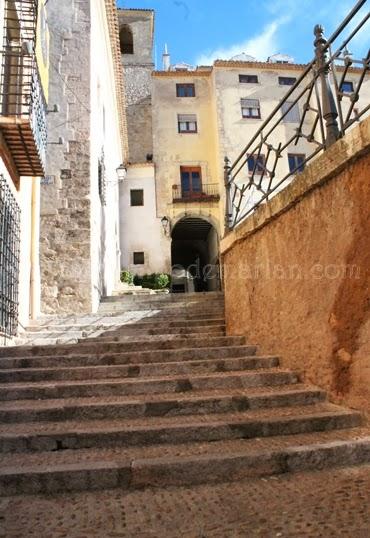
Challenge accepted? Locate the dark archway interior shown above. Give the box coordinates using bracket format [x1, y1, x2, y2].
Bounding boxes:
[119, 25, 134, 54]
[171, 217, 220, 292]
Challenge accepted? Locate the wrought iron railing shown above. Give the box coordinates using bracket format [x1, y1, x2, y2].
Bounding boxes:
[0, 0, 47, 169]
[172, 183, 220, 202]
[224, 0, 370, 230]
[0, 175, 21, 337]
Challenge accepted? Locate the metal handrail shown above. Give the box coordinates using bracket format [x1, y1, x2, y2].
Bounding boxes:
[172, 183, 220, 201]
[225, 0, 370, 230]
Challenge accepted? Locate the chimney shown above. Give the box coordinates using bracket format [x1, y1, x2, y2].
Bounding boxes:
[162, 44, 170, 71]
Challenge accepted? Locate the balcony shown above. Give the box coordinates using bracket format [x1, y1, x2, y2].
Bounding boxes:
[0, 1, 47, 177]
[172, 183, 220, 203]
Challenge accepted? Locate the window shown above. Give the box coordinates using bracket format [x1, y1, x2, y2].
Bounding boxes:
[239, 74, 259, 84]
[241, 98, 261, 119]
[281, 101, 300, 123]
[278, 76, 297, 86]
[180, 166, 202, 197]
[288, 153, 305, 173]
[119, 25, 134, 54]
[247, 154, 266, 175]
[341, 80, 354, 93]
[130, 189, 144, 206]
[133, 252, 145, 265]
[178, 114, 197, 133]
[176, 83, 195, 97]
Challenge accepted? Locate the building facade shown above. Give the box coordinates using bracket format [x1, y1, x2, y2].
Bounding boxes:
[40, 0, 127, 314]
[118, 8, 370, 293]
[0, 0, 48, 342]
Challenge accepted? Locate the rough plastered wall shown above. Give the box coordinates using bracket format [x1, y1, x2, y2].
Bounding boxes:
[221, 116, 370, 417]
[40, 0, 92, 314]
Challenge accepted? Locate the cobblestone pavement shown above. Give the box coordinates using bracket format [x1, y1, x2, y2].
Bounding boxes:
[1, 465, 369, 538]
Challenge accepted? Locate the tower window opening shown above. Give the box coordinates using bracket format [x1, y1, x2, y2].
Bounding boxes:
[120, 25, 134, 54]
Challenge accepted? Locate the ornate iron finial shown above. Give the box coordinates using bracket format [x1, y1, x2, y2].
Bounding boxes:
[314, 24, 324, 38]
[313, 23, 339, 147]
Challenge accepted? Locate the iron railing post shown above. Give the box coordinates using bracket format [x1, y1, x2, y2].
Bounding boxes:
[224, 156, 232, 231]
[314, 24, 340, 147]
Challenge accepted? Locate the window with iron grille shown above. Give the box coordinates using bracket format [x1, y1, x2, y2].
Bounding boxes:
[288, 153, 305, 173]
[0, 175, 21, 337]
[247, 154, 267, 175]
[281, 101, 300, 123]
[176, 84, 195, 97]
[98, 151, 106, 205]
[241, 98, 261, 118]
[178, 114, 197, 133]
[278, 76, 297, 86]
[239, 74, 259, 84]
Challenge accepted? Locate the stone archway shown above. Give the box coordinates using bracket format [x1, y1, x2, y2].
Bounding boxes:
[171, 216, 220, 293]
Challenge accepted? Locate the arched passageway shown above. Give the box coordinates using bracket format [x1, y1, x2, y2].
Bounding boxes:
[171, 217, 220, 293]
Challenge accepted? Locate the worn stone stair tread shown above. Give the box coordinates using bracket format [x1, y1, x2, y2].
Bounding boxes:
[0, 336, 246, 358]
[0, 403, 359, 436]
[1, 426, 368, 470]
[0, 345, 259, 369]
[86, 331, 227, 342]
[0, 366, 294, 388]
[0, 384, 326, 412]
[0, 355, 278, 381]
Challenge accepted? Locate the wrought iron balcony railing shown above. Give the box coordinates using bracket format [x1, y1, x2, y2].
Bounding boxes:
[224, 0, 370, 231]
[172, 183, 220, 203]
[0, 0, 47, 177]
[0, 174, 21, 337]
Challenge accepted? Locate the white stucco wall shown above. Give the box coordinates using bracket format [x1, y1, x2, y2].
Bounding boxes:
[119, 164, 171, 276]
[0, 158, 39, 334]
[90, 0, 123, 308]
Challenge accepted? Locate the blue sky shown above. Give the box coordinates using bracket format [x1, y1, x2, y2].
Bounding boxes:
[117, 0, 368, 68]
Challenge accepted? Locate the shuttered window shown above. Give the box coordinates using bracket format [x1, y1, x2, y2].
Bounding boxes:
[281, 101, 300, 123]
[241, 98, 261, 118]
[177, 114, 197, 133]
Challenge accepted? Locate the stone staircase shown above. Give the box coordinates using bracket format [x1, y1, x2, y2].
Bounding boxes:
[0, 291, 369, 496]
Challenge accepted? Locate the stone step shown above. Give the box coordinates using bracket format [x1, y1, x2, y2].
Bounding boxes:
[25, 318, 226, 334]
[0, 368, 298, 401]
[87, 325, 226, 338]
[0, 355, 278, 383]
[0, 403, 361, 454]
[83, 330, 226, 343]
[107, 318, 226, 330]
[1, 428, 368, 494]
[97, 304, 225, 312]
[101, 291, 224, 304]
[0, 385, 326, 423]
[0, 335, 245, 359]
[0, 345, 258, 370]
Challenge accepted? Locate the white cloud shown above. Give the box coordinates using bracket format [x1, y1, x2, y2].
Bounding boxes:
[195, 16, 289, 66]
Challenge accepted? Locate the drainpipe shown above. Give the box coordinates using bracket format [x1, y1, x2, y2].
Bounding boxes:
[29, 177, 40, 319]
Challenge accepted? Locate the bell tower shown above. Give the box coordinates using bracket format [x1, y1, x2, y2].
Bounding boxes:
[117, 9, 154, 164]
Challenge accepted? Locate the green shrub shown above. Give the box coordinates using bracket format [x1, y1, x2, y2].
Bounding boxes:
[120, 270, 134, 285]
[134, 273, 171, 290]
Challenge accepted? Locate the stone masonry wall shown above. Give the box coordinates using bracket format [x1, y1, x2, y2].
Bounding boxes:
[124, 66, 153, 163]
[40, 0, 92, 314]
[221, 117, 370, 417]
[118, 10, 153, 163]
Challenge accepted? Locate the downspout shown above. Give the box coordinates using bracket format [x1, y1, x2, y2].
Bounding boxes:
[30, 177, 40, 320]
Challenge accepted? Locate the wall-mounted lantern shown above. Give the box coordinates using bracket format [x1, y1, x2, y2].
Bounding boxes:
[161, 216, 170, 236]
[116, 163, 127, 182]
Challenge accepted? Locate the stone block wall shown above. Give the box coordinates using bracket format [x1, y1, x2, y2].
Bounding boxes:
[40, 0, 92, 314]
[221, 117, 370, 417]
[118, 10, 154, 164]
